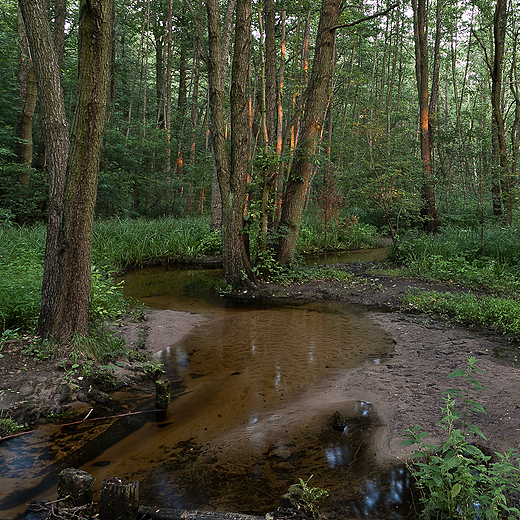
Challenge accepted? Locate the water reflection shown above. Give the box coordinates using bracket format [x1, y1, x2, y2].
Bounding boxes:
[0, 265, 413, 519]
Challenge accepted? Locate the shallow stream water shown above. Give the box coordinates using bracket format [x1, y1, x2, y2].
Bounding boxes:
[0, 251, 414, 519]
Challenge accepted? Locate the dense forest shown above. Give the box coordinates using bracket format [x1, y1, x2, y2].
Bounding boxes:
[4, 2, 520, 516]
[1, 0, 520, 338]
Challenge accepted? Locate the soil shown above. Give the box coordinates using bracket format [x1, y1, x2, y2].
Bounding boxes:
[2, 261, 520, 518]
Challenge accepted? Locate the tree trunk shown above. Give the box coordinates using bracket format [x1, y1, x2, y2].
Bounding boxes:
[19, 0, 70, 340]
[55, 0, 112, 341]
[411, 0, 438, 232]
[491, 0, 509, 222]
[16, 6, 37, 183]
[275, 0, 340, 265]
[207, 0, 257, 288]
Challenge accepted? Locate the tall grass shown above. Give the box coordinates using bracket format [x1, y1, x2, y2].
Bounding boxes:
[403, 290, 520, 340]
[0, 217, 213, 332]
[297, 212, 383, 254]
[92, 216, 211, 269]
[397, 225, 520, 292]
[0, 224, 45, 330]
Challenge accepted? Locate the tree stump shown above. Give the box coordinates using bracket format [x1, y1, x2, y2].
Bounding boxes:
[99, 477, 139, 520]
[155, 379, 171, 410]
[56, 468, 95, 508]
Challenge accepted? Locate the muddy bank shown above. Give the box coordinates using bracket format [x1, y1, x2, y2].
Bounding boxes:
[0, 310, 205, 428]
[3, 264, 520, 459]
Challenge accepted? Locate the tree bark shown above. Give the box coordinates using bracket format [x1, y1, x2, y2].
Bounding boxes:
[16, 6, 38, 183]
[275, 0, 340, 265]
[56, 0, 112, 341]
[207, 0, 257, 288]
[412, 0, 438, 232]
[491, 0, 509, 221]
[19, 0, 70, 339]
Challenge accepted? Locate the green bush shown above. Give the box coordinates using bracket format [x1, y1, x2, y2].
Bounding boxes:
[401, 358, 520, 520]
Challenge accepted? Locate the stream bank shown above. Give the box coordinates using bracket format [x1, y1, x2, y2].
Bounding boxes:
[2, 262, 520, 519]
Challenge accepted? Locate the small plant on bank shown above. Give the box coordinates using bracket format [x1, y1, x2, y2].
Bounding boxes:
[281, 475, 329, 518]
[0, 411, 22, 438]
[400, 357, 520, 520]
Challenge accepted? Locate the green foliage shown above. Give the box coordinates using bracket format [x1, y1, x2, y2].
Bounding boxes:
[71, 331, 127, 365]
[267, 264, 356, 286]
[0, 411, 22, 438]
[282, 475, 329, 518]
[198, 229, 222, 256]
[401, 358, 520, 520]
[0, 165, 48, 223]
[297, 211, 382, 254]
[92, 216, 210, 268]
[90, 268, 127, 322]
[397, 225, 520, 290]
[402, 290, 520, 340]
[0, 224, 45, 331]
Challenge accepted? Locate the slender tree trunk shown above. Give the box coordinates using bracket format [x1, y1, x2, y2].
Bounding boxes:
[209, 0, 236, 232]
[491, 0, 509, 222]
[275, 0, 340, 264]
[411, 0, 438, 232]
[16, 7, 37, 183]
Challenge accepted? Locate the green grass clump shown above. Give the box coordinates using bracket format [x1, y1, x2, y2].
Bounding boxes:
[267, 264, 357, 286]
[92, 215, 211, 269]
[0, 412, 22, 438]
[402, 290, 520, 339]
[0, 224, 45, 330]
[297, 212, 383, 254]
[397, 225, 520, 292]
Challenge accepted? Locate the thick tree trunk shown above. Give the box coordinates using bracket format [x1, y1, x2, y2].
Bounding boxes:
[206, 0, 256, 288]
[207, 0, 257, 288]
[56, 0, 112, 341]
[19, 0, 70, 339]
[275, 0, 340, 265]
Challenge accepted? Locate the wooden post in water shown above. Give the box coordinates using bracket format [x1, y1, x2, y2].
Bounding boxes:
[155, 379, 171, 410]
[56, 468, 95, 508]
[99, 477, 139, 520]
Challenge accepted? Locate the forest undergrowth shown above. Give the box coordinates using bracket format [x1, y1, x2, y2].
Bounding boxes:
[2, 218, 520, 345]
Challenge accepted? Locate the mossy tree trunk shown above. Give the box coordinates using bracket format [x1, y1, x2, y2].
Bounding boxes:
[18, 0, 70, 340]
[207, 0, 257, 289]
[56, 0, 112, 340]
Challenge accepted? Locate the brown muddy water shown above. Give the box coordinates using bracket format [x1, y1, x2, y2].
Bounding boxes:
[0, 261, 414, 519]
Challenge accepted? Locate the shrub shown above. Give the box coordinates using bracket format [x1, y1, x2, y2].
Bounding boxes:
[401, 357, 520, 520]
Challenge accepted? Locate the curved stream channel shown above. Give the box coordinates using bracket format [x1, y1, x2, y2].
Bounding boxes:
[0, 252, 413, 519]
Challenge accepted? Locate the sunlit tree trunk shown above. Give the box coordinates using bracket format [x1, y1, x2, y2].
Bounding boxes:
[411, 0, 438, 232]
[275, 0, 340, 264]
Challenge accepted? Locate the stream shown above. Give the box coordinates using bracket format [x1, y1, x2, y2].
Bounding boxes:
[0, 249, 414, 519]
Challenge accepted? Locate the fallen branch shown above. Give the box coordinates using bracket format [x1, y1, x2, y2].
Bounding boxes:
[0, 408, 160, 443]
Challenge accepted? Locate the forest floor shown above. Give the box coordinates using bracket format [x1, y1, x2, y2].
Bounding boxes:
[2, 261, 520, 518]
